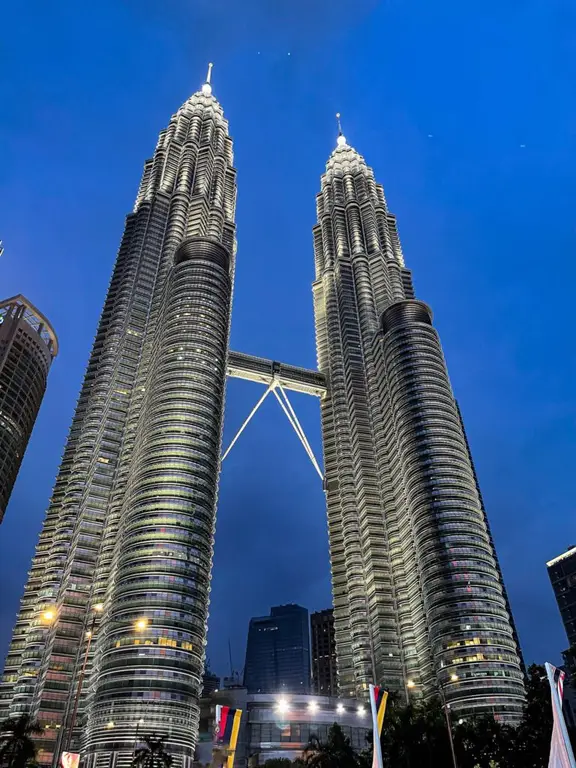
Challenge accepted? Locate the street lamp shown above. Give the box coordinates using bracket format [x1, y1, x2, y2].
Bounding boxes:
[438, 674, 459, 768]
[62, 605, 105, 753]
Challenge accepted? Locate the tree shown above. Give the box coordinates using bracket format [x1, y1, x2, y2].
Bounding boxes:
[511, 664, 554, 768]
[132, 735, 173, 768]
[378, 695, 453, 767]
[299, 723, 363, 768]
[263, 760, 294, 768]
[455, 714, 516, 768]
[0, 714, 43, 768]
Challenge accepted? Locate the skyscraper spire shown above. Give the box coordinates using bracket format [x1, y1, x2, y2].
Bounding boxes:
[201, 61, 214, 95]
[335, 112, 347, 146]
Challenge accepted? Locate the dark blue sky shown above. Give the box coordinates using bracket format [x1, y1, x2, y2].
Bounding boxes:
[1, 0, 575, 678]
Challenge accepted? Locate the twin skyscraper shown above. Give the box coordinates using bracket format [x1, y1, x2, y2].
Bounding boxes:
[0, 69, 525, 767]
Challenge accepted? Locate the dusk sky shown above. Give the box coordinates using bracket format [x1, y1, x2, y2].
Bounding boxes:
[1, 0, 575, 678]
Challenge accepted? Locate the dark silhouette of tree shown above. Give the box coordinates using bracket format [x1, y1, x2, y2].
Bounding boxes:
[455, 714, 516, 768]
[132, 734, 173, 768]
[298, 723, 364, 768]
[0, 715, 43, 768]
[263, 760, 294, 768]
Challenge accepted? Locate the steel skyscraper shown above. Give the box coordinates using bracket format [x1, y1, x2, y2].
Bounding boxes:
[0, 69, 236, 768]
[312, 127, 525, 720]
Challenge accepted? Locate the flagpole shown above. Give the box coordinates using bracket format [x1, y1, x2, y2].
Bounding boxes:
[545, 662, 576, 768]
[369, 684, 384, 768]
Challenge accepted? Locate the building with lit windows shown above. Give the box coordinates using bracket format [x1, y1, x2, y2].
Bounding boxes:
[244, 605, 311, 695]
[312, 124, 525, 720]
[311, 609, 337, 697]
[0, 68, 236, 768]
[0, 295, 57, 524]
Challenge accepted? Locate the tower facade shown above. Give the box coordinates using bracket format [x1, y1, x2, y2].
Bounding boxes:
[313, 130, 525, 720]
[0, 295, 58, 523]
[0, 73, 236, 768]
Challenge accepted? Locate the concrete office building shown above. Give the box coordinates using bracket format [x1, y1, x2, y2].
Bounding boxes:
[0, 295, 57, 523]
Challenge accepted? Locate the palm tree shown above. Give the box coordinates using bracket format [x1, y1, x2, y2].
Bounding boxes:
[0, 714, 43, 768]
[132, 735, 173, 768]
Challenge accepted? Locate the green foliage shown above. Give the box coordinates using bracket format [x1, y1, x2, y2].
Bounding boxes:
[132, 734, 173, 768]
[0, 715, 43, 768]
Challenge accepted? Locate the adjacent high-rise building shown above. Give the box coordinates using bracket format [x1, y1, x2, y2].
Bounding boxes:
[0, 295, 57, 523]
[0, 69, 236, 768]
[312, 126, 525, 721]
[311, 609, 337, 697]
[243, 605, 311, 695]
[548, 546, 576, 648]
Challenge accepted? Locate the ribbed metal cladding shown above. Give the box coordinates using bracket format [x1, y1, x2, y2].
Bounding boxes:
[313, 136, 525, 720]
[377, 300, 525, 721]
[86, 238, 231, 764]
[0, 296, 57, 523]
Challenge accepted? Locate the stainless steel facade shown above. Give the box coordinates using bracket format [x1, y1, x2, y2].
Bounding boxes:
[313, 133, 525, 720]
[0, 295, 57, 523]
[0, 77, 236, 768]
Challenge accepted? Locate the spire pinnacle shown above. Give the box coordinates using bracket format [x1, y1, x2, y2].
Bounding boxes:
[202, 63, 214, 96]
[336, 112, 347, 147]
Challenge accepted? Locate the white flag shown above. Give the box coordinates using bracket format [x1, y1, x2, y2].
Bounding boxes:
[546, 662, 576, 768]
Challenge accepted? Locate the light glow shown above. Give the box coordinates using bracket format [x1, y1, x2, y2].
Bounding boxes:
[357, 705, 366, 716]
[135, 619, 148, 631]
[308, 701, 318, 713]
[276, 698, 290, 715]
[93, 603, 104, 612]
[407, 680, 415, 689]
[336, 703, 345, 714]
